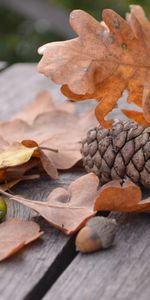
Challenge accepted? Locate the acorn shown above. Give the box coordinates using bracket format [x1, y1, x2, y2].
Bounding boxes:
[75, 216, 117, 253]
[0, 196, 7, 221]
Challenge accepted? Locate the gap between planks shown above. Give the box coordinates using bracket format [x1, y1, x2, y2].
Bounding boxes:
[24, 235, 77, 300]
[24, 210, 109, 300]
[43, 212, 150, 300]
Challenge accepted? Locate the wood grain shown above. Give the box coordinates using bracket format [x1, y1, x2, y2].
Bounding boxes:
[0, 64, 83, 300]
[0, 171, 84, 300]
[44, 212, 150, 300]
[0, 63, 67, 121]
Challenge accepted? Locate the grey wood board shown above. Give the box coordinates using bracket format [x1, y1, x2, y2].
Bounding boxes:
[0, 63, 96, 120]
[0, 61, 7, 71]
[0, 63, 135, 121]
[0, 63, 66, 121]
[44, 213, 150, 300]
[0, 170, 84, 300]
[0, 64, 83, 300]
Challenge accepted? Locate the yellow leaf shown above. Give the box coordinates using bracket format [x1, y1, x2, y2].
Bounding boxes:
[0, 143, 37, 168]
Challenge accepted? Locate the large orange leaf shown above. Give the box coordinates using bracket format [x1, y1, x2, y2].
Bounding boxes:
[38, 5, 150, 128]
[95, 179, 150, 212]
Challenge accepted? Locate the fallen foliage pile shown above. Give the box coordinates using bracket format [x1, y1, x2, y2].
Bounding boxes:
[0, 5, 150, 260]
[0, 90, 97, 190]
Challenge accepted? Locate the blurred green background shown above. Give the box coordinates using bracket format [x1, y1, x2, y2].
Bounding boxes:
[0, 0, 149, 64]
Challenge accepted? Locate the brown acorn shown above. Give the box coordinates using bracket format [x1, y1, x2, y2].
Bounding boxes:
[75, 216, 117, 253]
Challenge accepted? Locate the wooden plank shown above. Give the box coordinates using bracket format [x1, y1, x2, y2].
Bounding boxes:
[0, 63, 67, 121]
[44, 212, 150, 300]
[0, 170, 83, 300]
[0, 64, 82, 300]
[0, 61, 8, 71]
[0, 63, 95, 120]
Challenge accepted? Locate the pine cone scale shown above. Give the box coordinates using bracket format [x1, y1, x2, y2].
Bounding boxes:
[113, 131, 127, 148]
[81, 121, 150, 188]
[103, 144, 115, 168]
[114, 153, 125, 177]
[132, 149, 144, 171]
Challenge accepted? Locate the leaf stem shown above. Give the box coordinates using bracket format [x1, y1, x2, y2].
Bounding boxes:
[40, 146, 58, 153]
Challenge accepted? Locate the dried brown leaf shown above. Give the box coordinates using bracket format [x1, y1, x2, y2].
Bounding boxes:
[0, 219, 43, 261]
[12, 90, 76, 124]
[0, 141, 58, 182]
[121, 109, 148, 125]
[95, 179, 141, 212]
[0, 143, 37, 168]
[0, 158, 39, 188]
[0, 180, 21, 191]
[1, 173, 99, 235]
[94, 179, 150, 212]
[22, 140, 58, 179]
[38, 6, 150, 127]
[0, 93, 97, 178]
[137, 197, 150, 212]
[12, 91, 55, 124]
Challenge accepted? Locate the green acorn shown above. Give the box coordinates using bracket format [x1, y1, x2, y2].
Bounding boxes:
[0, 196, 7, 221]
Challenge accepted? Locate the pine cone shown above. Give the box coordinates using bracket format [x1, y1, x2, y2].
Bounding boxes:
[81, 121, 150, 188]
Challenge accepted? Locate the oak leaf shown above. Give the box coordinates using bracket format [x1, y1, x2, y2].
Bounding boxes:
[38, 5, 150, 128]
[0, 143, 37, 168]
[94, 179, 150, 212]
[0, 91, 97, 183]
[0, 159, 40, 189]
[1, 177, 149, 236]
[0, 141, 58, 184]
[0, 219, 43, 261]
[0, 173, 99, 235]
[12, 90, 76, 124]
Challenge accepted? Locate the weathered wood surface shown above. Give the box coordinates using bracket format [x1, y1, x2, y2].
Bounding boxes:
[44, 213, 150, 300]
[0, 61, 7, 71]
[0, 172, 80, 300]
[0, 64, 81, 300]
[0, 63, 66, 121]
[0, 64, 150, 300]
